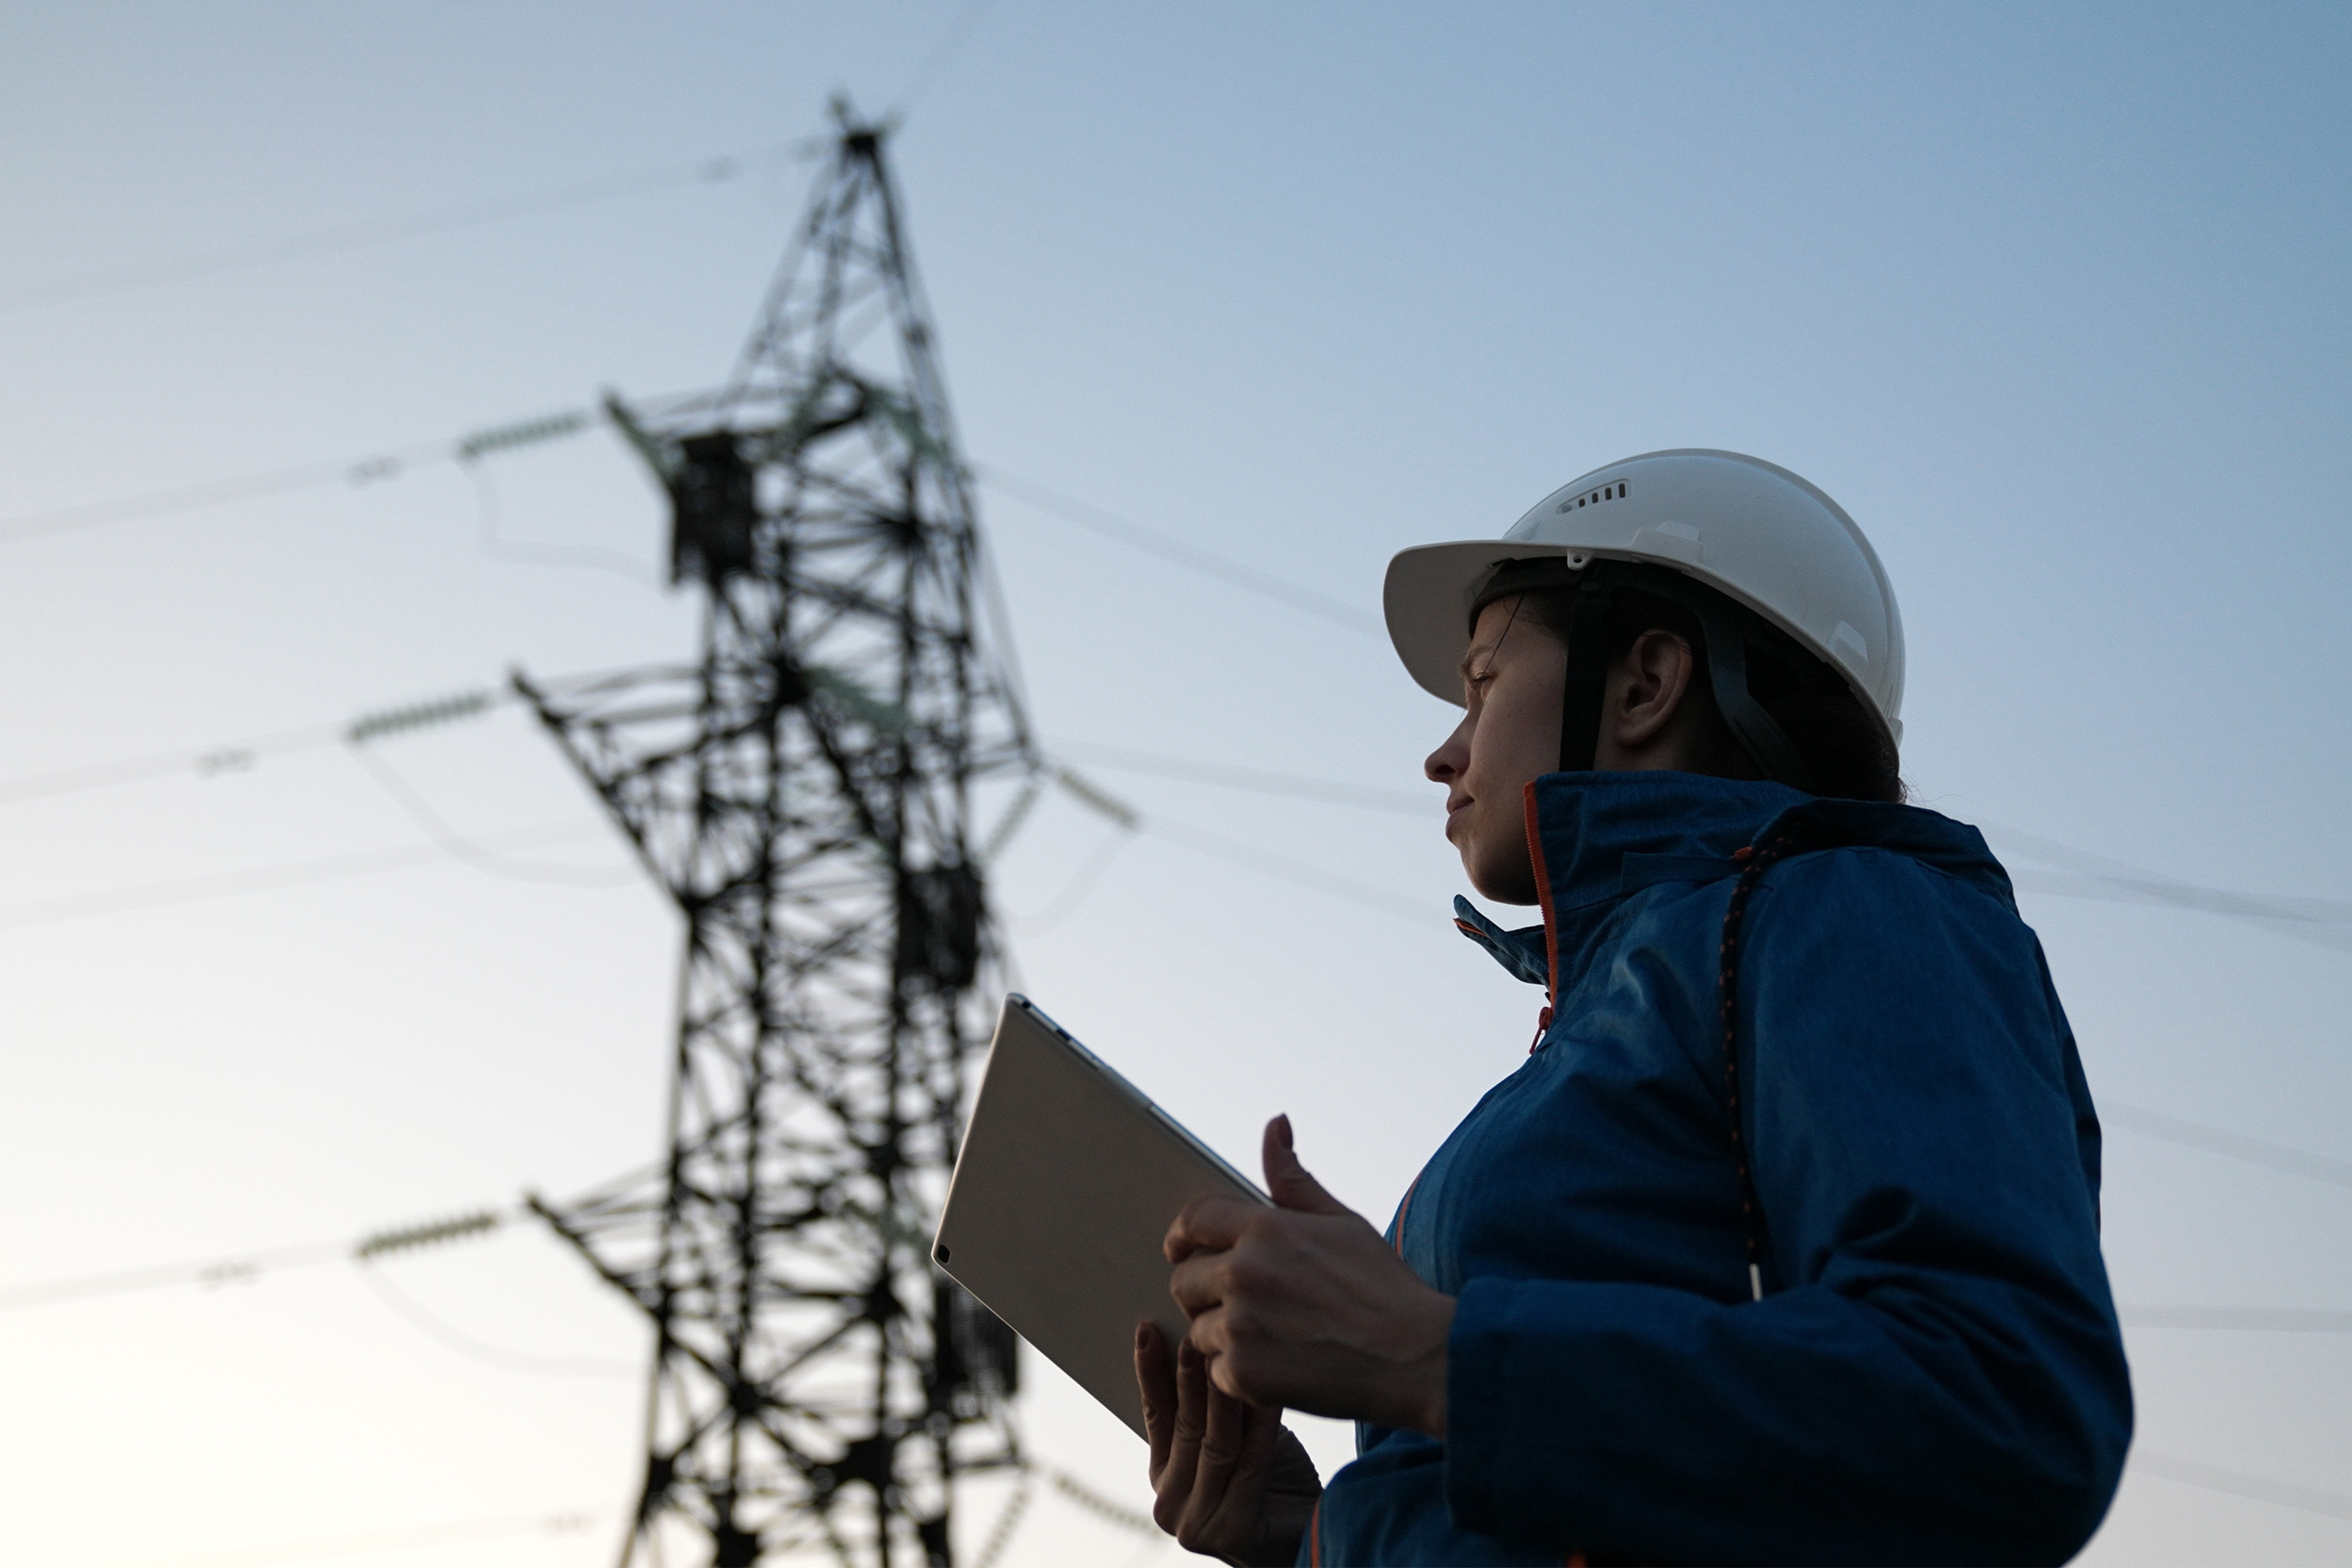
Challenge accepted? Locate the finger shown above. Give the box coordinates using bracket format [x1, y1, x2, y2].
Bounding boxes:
[1186, 1301, 1234, 1362]
[1242, 1397, 1283, 1469]
[1195, 1395, 1283, 1549]
[1168, 1253, 1229, 1319]
[1188, 1371, 1250, 1521]
[1134, 1320, 1177, 1480]
[1205, 1330, 1281, 1409]
[1152, 1336, 1210, 1531]
[1165, 1196, 1258, 1263]
[1262, 1114, 1351, 1216]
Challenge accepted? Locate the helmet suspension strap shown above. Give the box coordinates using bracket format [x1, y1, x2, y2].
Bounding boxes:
[1556, 574, 1612, 774]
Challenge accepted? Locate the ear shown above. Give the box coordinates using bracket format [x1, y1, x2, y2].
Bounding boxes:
[1604, 630, 1700, 754]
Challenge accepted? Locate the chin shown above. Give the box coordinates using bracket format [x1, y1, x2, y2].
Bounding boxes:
[1463, 860, 1533, 908]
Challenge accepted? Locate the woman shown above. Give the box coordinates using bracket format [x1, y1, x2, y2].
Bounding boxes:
[1133, 450, 2131, 1566]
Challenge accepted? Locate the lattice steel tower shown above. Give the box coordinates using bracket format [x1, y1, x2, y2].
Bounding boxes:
[518, 107, 1029, 1567]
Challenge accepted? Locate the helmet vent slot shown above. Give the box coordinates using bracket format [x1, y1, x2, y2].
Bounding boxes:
[1559, 481, 1629, 513]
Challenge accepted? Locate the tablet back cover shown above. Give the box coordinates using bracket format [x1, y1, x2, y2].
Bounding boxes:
[933, 997, 1265, 1438]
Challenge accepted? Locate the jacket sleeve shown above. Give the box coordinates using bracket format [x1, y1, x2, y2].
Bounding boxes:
[1441, 849, 2133, 1567]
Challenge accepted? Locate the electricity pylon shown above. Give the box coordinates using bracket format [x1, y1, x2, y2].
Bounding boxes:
[517, 105, 1030, 1567]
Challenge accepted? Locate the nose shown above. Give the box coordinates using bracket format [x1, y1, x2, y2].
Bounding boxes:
[1426, 714, 1470, 785]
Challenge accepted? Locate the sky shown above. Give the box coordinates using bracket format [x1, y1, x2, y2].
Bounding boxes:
[0, 2, 2348, 1563]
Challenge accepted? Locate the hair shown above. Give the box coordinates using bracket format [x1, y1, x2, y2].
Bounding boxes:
[1519, 584, 1905, 804]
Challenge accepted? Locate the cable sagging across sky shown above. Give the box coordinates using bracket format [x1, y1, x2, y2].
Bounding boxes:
[0, 142, 806, 315]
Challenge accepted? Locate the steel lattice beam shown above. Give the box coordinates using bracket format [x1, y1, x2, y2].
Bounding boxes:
[519, 108, 1031, 1568]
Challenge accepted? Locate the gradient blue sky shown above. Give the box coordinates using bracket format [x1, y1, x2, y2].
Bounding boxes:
[1, 4, 2347, 1564]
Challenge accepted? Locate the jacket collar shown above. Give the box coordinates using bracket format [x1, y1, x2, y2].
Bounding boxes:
[1452, 897, 1550, 986]
[1453, 770, 2018, 995]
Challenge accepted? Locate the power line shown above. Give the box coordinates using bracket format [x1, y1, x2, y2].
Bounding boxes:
[0, 1240, 347, 1313]
[2132, 1451, 2352, 1525]
[7, 449, 2342, 954]
[0, 427, 1382, 709]
[0, 822, 619, 933]
[889, 0, 1005, 115]
[17, 390, 2346, 986]
[465, 458, 665, 585]
[106, 1454, 2345, 1568]
[0, 723, 342, 807]
[1033, 743, 2352, 942]
[0, 684, 1457, 936]
[353, 1261, 638, 1380]
[1140, 814, 1429, 925]
[20, 682, 2349, 952]
[1991, 823, 2352, 955]
[1, 272, 2340, 960]
[1, 1207, 510, 1314]
[0, 437, 461, 546]
[0, 407, 602, 548]
[349, 746, 640, 888]
[85, 1458, 1151, 1568]
[91, 1506, 605, 1568]
[4, 421, 2348, 958]
[0, 141, 807, 315]
[973, 463, 1385, 636]
[2121, 1306, 2352, 1332]
[19, 405, 2338, 957]
[5, 696, 2343, 965]
[0, 681, 518, 811]
[2006, 867, 2352, 947]
[4, 1205, 639, 1389]
[1044, 748, 2352, 943]
[1041, 745, 2352, 956]
[0, 682, 645, 911]
[1003, 824, 1130, 935]
[1049, 737, 1428, 814]
[1041, 758, 2352, 932]
[2104, 1101, 2352, 1191]
[1001, 756, 1429, 927]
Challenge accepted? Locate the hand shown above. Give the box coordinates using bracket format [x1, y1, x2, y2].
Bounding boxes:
[1166, 1115, 1457, 1436]
[1136, 1319, 1322, 1566]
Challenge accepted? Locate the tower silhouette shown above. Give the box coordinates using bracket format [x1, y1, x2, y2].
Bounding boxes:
[519, 107, 1028, 1567]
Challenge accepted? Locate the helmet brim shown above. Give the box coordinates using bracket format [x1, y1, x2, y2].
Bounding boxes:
[1384, 539, 1550, 707]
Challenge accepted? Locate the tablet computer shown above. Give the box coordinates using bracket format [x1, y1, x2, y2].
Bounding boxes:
[933, 995, 1270, 1439]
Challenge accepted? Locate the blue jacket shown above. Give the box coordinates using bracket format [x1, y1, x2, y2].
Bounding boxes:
[1304, 772, 2131, 1567]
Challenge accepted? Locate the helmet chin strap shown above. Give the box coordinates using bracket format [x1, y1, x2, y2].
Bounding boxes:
[1556, 575, 1611, 774]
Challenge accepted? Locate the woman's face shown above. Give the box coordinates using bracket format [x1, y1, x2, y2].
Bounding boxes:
[1423, 595, 1564, 906]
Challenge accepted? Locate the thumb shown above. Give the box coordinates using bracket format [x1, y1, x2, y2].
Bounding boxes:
[1262, 1115, 1349, 1215]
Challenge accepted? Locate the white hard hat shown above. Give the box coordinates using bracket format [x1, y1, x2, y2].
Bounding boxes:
[1384, 450, 1905, 764]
